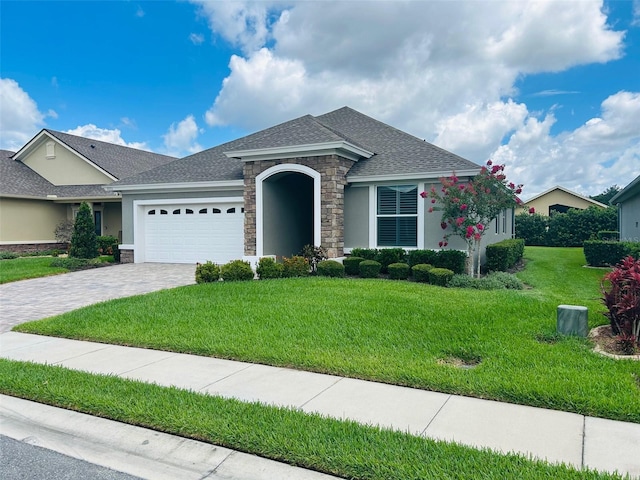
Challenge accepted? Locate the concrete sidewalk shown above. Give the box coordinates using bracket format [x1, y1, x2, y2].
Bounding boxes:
[1, 331, 639, 479]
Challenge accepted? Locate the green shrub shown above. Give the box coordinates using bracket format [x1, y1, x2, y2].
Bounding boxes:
[0, 251, 18, 260]
[515, 212, 547, 246]
[69, 202, 99, 259]
[195, 261, 220, 283]
[447, 274, 475, 288]
[50, 257, 92, 270]
[429, 267, 454, 286]
[96, 236, 118, 255]
[317, 260, 345, 278]
[435, 250, 467, 274]
[300, 245, 327, 274]
[387, 262, 410, 280]
[220, 260, 254, 282]
[343, 256, 365, 276]
[546, 206, 618, 247]
[407, 249, 437, 267]
[374, 248, 406, 273]
[359, 260, 381, 278]
[411, 264, 433, 283]
[485, 239, 525, 272]
[282, 256, 310, 278]
[256, 257, 283, 279]
[584, 240, 640, 266]
[349, 248, 377, 260]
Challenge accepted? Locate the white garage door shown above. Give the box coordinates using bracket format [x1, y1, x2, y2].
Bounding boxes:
[143, 203, 244, 264]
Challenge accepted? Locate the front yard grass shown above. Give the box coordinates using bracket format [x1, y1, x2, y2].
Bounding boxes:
[14, 247, 640, 423]
[0, 359, 623, 480]
[0, 256, 69, 284]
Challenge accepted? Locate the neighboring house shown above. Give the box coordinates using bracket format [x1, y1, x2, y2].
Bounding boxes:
[0, 130, 176, 251]
[520, 185, 608, 216]
[107, 107, 514, 265]
[611, 174, 640, 242]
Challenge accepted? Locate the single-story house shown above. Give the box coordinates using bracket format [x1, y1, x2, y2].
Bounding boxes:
[0, 130, 176, 251]
[611, 174, 640, 242]
[520, 185, 608, 216]
[107, 107, 514, 265]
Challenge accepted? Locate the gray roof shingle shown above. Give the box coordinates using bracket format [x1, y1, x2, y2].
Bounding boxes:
[115, 107, 478, 187]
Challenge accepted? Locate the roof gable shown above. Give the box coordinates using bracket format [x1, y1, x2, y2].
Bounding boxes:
[611, 175, 640, 204]
[523, 185, 608, 208]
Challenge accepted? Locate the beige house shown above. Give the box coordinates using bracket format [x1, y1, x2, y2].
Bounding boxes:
[519, 185, 607, 216]
[0, 130, 175, 252]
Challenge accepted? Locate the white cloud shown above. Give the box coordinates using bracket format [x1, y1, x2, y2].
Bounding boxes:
[163, 115, 202, 156]
[492, 91, 640, 198]
[633, 0, 640, 26]
[189, 33, 205, 45]
[193, 0, 635, 198]
[66, 124, 149, 151]
[0, 78, 52, 150]
[135, 5, 145, 18]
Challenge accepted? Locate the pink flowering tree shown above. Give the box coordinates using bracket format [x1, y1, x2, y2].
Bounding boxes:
[421, 160, 523, 277]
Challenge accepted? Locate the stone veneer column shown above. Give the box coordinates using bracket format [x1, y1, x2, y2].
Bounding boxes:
[242, 155, 354, 258]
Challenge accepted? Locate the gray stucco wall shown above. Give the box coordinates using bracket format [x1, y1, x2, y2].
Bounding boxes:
[120, 190, 244, 244]
[619, 194, 640, 241]
[344, 185, 369, 249]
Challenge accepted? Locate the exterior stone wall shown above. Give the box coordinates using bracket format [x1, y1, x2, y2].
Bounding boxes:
[0, 243, 68, 253]
[119, 249, 134, 264]
[243, 155, 355, 258]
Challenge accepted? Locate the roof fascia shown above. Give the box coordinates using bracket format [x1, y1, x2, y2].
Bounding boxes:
[104, 180, 244, 194]
[347, 168, 480, 184]
[13, 130, 118, 182]
[224, 141, 374, 163]
[0, 193, 118, 202]
[611, 175, 640, 204]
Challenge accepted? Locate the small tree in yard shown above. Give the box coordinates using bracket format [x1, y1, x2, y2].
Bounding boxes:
[422, 160, 522, 277]
[69, 202, 98, 259]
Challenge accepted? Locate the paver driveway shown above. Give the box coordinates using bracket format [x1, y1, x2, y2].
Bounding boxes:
[0, 263, 196, 333]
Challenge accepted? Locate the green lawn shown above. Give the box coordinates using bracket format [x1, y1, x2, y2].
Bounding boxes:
[0, 257, 68, 284]
[14, 247, 640, 423]
[0, 359, 623, 480]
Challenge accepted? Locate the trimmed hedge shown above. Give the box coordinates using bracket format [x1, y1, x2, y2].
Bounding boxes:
[256, 257, 283, 279]
[583, 240, 640, 267]
[317, 260, 345, 278]
[343, 256, 365, 276]
[97, 236, 118, 255]
[407, 249, 437, 267]
[195, 261, 220, 283]
[428, 268, 454, 287]
[485, 239, 525, 272]
[282, 256, 310, 278]
[359, 260, 381, 278]
[435, 250, 467, 274]
[375, 248, 406, 273]
[349, 248, 377, 260]
[387, 262, 410, 280]
[220, 260, 254, 282]
[411, 264, 434, 283]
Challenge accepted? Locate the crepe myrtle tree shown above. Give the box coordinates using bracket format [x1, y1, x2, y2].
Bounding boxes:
[421, 160, 523, 277]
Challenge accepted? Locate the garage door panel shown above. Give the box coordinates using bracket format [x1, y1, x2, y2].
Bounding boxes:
[143, 203, 243, 264]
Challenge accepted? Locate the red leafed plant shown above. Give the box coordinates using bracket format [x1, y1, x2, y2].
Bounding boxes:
[601, 256, 640, 352]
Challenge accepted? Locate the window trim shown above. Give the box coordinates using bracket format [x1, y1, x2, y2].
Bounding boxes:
[371, 184, 423, 249]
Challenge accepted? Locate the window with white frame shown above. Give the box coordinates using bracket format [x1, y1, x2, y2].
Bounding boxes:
[376, 185, 418, 247]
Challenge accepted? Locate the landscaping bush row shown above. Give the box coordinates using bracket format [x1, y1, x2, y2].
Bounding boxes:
[349, 248, 467, 274]
[485, 239, 525, 272]
[583, 240, 640, 267]
[515, 207, 618, 247]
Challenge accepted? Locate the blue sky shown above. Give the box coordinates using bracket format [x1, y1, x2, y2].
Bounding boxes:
[1, 0, 639, 197]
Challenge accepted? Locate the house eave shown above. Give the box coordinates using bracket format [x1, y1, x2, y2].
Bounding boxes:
[347, 168, 480, 184]
[105, 180, 244, 194]
[224, 141, 374, 163]
[611, 175, 640, 204]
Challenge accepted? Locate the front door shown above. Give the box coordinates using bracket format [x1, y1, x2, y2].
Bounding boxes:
[94, 210, 102, 236]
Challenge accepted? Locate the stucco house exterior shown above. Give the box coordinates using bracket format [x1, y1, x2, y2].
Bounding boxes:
[519, 185, 607, 216]
[0, 130, 176, 251]
[107, 107, 514, 265]
[611, 174, 640, 242]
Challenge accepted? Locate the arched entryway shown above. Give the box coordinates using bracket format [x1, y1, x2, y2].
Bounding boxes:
[255, 164, 321, 258]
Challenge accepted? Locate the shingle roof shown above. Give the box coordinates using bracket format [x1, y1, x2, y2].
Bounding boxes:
[45, 130, 177, 179]
[2, 130, 178, 200]
[115, 106, 479, 187]
[0, 150, 118, 199]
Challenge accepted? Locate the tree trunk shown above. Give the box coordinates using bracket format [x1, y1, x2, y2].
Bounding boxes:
[467, 244, 474, 276]
[476, 241, 482, 278]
